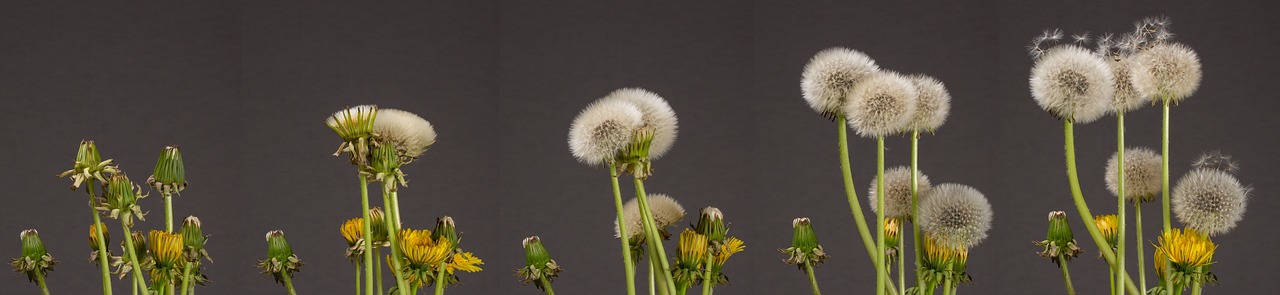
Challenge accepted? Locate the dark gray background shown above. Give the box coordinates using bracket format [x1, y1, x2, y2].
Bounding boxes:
[1, 1, 1275, 294]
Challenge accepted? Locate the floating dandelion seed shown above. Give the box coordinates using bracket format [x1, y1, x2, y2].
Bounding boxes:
[1071, 31, 1091, 45]
[801, 47, 880, 118]
[1131, 42, 1202, 103]
[918, 184, 993, 249]
[867, 166, 934, 219]
[906, 74, 952, 132]
[1192, 151, 1240, 174]
[614, 194, 686, 239]
[1106, 147, 1162, 203]
[373, 109, 437, 159]
[1029, 45, 1113, 123]
[1172, 169, 1249, 236]
[568, 100, 644, 166]
[601, 88, 679, 159]
[844, 71, 918, 137]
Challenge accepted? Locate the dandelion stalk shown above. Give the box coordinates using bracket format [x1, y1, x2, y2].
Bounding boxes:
[634, 178, 678, 295]
[1161, 100, 1173, 295]
[875, 136, 888, 295]
[87, 181, 115, 295]
[540, 276, 556, 295]
[164, 194, 174, 232]
[358, 176, 374, 295]
[1116, 113, 1127, 295]
[383, 189, 411, 294]
[1134, 203, 1147, 291]
[354, 262, 361, 295]
[434, 261, 447, 295]
[835, 119, 900, 295]
[1053, 256, 1070, 295]
[282, 272, 298, 295]
[1063, 121, 1141, 294]
[804, 261, 822, 295]
[700, 250, 714, 295]
[119, 214, 151, 295]
[374, 248, 383, 295]
[180, 263, 194, 295]
[609, 163, 638, 295]
[911, 130, 925, 291]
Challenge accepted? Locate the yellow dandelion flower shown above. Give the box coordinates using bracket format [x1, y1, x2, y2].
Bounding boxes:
[89, 223, 109, 250]
[676, 229, 708, 268]
[885, 218, 902, 249]
[341, 218, 363, 246]
[398, 229, 452, 267]
[1095, 214, 1119, 248]
[447, 252, 484, 274]
[1154, 228, 1215, 270]
[923, 236, 968, 271]
[713, 236, 744, 267]
[148, 230, 184, 268]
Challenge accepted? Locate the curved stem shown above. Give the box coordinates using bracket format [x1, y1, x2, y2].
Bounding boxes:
[804, 261, 822, 295]
[634, 179, 678, 295]
[282, 273, 298, 295]
[609, 164, 638, 295]
[1063, 121, 1142, 295]
[87, 180, 115, 295]
[1117, 113, 1127, 295]
[540, 276, 556, 295]
[433, 262, 447, 295]
[876, 137, 886, 295]
[834, 120, 898, 295]
[180, 262, 194, 295]
[911, 131, 923, 295]
[1134, 203, 1147, 292]
[701, 250, 714, 295]
[384, 189, 411, 294]
[648, 248, 669, 295]
[164, 193, 174, 232]
[359, 176, 375, 295]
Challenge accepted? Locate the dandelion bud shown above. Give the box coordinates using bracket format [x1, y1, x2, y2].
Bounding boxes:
[10, 229, 57, 283]
[782, 218, 828, 268]
[128, 231, 147, 261]
[922, 236, 970, 284]
[340, 218, 364, 260]
[258, 230, 303, 285]
[180, 216, 211, 263]
[89, 224, 109, 251]
[102, 174, 147, 226]
[695, 207, 727, 243]
[368, 208, 388, 246]
[517, 236, 562, 291]
[1095, 214, 1119, 249]
[432, 216, 459, 248]
[1036, 211, 1083, 265]
[75, 140, 103, 171]
[673, 229, 709, 287]
[885, 218, 902, 260]
[60, 140, 116, 190]
[148, 145, 187, 195]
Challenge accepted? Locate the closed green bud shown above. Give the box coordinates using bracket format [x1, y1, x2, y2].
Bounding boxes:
[75, 140, 103, 171]
[695, 207, 727, 243]
[20, 230, 47, 260]
[517, 236, 563, 291]
[1035, 211, 1083, 265]
[180, 216, 211, 263]
[258, 230, 303, 286]
[368, 208, 388, 246]
[148, 145, 187, 195]
[432, 216, 459, 248]
[782, 217, 828, 268]
[101, 174, 147, 226]
[265, 231, 292, 261]
[522, 236, 552, 267]
[11, 229, 58, 283]
[59, 140, 117, 190]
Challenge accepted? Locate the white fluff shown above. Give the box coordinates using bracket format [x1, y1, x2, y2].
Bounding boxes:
[1172, 169, 1249, 236]
[1130, 42, 1202, 102]
[1029, 45, 1113, 124]
[569, 100, 644, 166]
[801, 47, 880, 117]
[844, 71, 918, 137]
[1108, 58, 1145, 113]
[373, 109, 437, 158]
[867, 166, 933, 219]
[601, 88, 679, 159]
[906, 75, 951, 132]
[1105, 147, 1162, 203]
[918, 183, 993, 249]
[614, 194, 686, 238]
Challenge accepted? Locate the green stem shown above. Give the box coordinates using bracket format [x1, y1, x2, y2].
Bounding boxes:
[355, 262, 362, 295]
[836, 119, 897, 295]
[1135, 202, 1147, 292]
[360, 176, 375, 295]
[1117, 113, 1127, 295]
[1063, 121, 1142, 295]
[701, 249, 714, 295]
[87, 180, 115, 295]
[35, 270, 51, 295]
[876, 137, 886, 295]
[540, 276, 556, 295]
[180, 262, 194, 295]
[804, 261, 822, 295]
[609, 164, 638, 295]
[433, 262, 447, 295]
[1054, 255, 1075, 295]
[897, 245, 905, 295]
[120, 214, 151, 295]
[1109, 268, 1115, 295]
[1190, 267, 1202, 295]
[375, 247, 384, 295]
[647, 232, 670, 295]
[1161, 100, 1173, 295]
[134, 278, 139, 295]
[648, 255, 656, 295]
[911, 131, 926, 293]
[282, 273, 298, 295]
[384, 189, 412, 294]
[164, 193, 174, 232]
[634, 178, 678, 295]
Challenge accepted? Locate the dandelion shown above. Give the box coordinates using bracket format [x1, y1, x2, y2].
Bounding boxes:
[1153, 228, 1216, 287]
[326, 105, 378, 165]
[147, 230, 183, 283]
[782, 218, 827, 295]
[11, 229, 57, 293]
[673, 229, 709, 290]
[918, 184, 993, 249]
[516, 236, 563, 292]
[1094, 214, 1119, 249]
[614, 194, 686, 240]
[257, 230, 302, 294]
[1172, 169, 1249, 236]
[1029, 45, 1113, 123]
[844, 71, 918, 137]
[1130, 43, 1202, 103]
[920, 236, 971, 288]
[1035, 211, 1083, 264]
[396, 228, 454, 287]
[602, 88, 679, 159]
[694, 207, 727, 242]
[905, 75, 952, 132]
[801, 47, 880, 118]
[868, 166, 934, 219]
[569, 99, 645, 165]
[1108, 59, 1145, 113]
[1106, 147, 1162, 203]
[88, 224, 110, 262]
[373, 109, 437, 159]
[177, 216, 211, 290]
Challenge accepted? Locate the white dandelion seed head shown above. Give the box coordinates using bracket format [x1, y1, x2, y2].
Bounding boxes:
[569, 100, 644, 166]
[1029, 45, 1113, 124]
[1108, 58, 1145, 113]
[801, 47, 880, 117]
[601, 88, 679, 159]
[1192, 151, 1240, 175]
[373, 109, 437, 159]
[1131, 42, 1202, 102]
[1105, 147, 1162, 203]
[867, 166, 934, 219]
[614, 194, 686, 239]
[918, 183, 993, 249]
[844, 71, 918, 137]
[905, 75, 952, 132]
[1172, 169, 1249, 236]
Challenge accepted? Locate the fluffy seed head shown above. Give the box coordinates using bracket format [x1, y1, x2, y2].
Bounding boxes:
[569, 100, 644, 166]
[373, 109, 437, 159]
[918, 184, 993, 249]
[614, 194, 686, 238]
[1108, 59, 1145, 113]
[1172, 169, 1249, 236]
[1131, 43, 1202, 102]
[844, 71, 918, 137]
[1105, 147, 1162, 203]
[801, 47, 880, 117]
[601, 88, 679, 158]
[1030, 45, 1113, 123]
[905, 75, 951, 132]
[867, 166, 933, 219]
[1192, 151, 1239, 174]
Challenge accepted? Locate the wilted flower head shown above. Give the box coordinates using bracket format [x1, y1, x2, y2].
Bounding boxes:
[905, 74, 952, 132]
[326, 105, 378, 141]
[601, 88, 679, 159]
[868, 166, 933, 219]
[1029, 45, 1113, 123]
[844, 71, 918, 137]
[615, 194, 686, 239]
[1192, 151, 1239, 174]
[801, 47, 880, 118]
[1172, 169, 1249, 236]
[1108, 59, 1145, 113]
[569, 99, 644, 166]
[1106, 147, 1162, 203]
[11, 229, 57, 283]
[918, 184, 993, 249]
[148, 145, 187, 195]
[1131, 42, 1202, 102]
[59, 140, 118, 190]
[373, 108, 437, 159]
[101, 173, 148, 226]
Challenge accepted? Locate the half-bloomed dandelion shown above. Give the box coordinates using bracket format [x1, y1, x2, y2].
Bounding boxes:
[710, 236, 744, 284]
[1095, 214, 1120, 250]
[1153, 228, 1216, 290]
[517, 236, 563, 294]
[395, 228, 483, 293]
[147, 230, 184, 289]
[11, 229, 56, 295]
[917, 184, 993, 250]
[782, 218, 827, 295]
[1172, 169, 1250, 236]
[868, 166, 933, 220]
[1029, 45, 1114, 124]
[919, 236, 970, 294]
[673, 229, 709, 292]
[341, 217, 365, 260]
[601, 88, 679, 159]
[88, 224, 110, 262]
[884, 218, 902, 263]
[801, 47, 881, 119]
